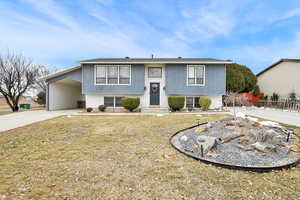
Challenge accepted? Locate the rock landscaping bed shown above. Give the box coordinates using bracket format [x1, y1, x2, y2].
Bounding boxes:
[171, 115, 300, 171]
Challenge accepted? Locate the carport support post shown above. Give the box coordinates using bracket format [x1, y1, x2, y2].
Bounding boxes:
[46, 82, 49, 111]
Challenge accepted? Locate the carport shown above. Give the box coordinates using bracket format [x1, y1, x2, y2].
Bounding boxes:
[45, 66, 84, 111]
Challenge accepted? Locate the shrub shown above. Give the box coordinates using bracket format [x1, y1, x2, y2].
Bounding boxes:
[289, 91, 297, 101]
[168, 96, 184, 111]
[36, 91, 46, 105]
[263, 95, 268, 100]
[121, 97, 140, 112]
[270, 92, 279, 102]
[86, 107, 93, 112]
[98, 104, 107, 112]
[252, 85, 260, 96]
[199, 97, 211, 111]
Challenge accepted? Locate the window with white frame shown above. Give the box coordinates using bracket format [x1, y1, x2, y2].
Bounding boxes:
[95, 65, 131, 85]
[187, 65, 205, 85]
[104, 96, 124, 107]
[148, 67, 162, 78]
[185, 96, 200, 108]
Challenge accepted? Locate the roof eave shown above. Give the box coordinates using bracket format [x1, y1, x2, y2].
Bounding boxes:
[79, 61, 233, 64]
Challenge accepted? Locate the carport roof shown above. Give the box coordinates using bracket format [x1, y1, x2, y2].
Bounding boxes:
[41, 65, 81, 81]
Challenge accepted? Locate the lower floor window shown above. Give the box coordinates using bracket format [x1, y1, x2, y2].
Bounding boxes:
[185, 96, 200, 108]
[104, 96, 124, 107]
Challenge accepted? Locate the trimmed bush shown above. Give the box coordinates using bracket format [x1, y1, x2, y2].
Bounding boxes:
[168, 96, 184, 111]
[199, 97, 211, 111]
[253, 85, 260, 96]
[98, 104, 107, 112]
[270, 92, 279, 102]
[86, 107, 93, 112]
[121, 97, 140, 112]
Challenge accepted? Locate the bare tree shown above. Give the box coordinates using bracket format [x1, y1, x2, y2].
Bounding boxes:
[0, 51, 39, 111]
[35, 65, 57, 92]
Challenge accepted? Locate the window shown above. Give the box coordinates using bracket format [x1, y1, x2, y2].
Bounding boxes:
[119, 66, 130, 84]
[104, 96, 124, 107]
[185, 96, 201, 108]
[186, 97, 193, 108]
[104, 97, 114, 107]
[115, 97, 124, 107]
[187, 65, 205, 86]
[194, 97, 200, 108]
[148, 67, 162, 78]
[107, 66, 118, 84]
[95, 65, 131, 85]
[96, 66, 106, 84]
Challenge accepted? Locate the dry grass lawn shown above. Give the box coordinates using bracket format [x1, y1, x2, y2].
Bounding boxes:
[0, 114, 300, 200]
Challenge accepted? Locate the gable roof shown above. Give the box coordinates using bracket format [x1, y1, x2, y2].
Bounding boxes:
[79, 57, 232, 64]
[257, 59, 300, 77]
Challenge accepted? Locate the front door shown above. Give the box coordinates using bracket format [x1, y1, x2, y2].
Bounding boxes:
[150, 83, 160, 105]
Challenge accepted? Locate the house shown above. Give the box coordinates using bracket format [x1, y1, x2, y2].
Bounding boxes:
[257, 59, 300, 99]
[43, 57, 232, 111]
[0, 95, 40, 109]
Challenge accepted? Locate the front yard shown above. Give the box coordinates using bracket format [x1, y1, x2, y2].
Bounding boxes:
[0, 114, 300, 199]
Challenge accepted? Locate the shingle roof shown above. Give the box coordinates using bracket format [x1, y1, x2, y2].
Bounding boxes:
[79, 57, 232, 64]
[256, 59, 300, 76]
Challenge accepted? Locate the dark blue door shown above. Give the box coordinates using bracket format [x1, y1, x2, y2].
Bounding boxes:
[150, 83, 160, 105]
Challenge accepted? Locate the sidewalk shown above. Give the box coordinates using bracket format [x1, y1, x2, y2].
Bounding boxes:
[229, 107, 300, 127]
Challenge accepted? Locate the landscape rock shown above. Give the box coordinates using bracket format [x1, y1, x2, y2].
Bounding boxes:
[251, 142, 276, 153]
[196, 135, 217, 152]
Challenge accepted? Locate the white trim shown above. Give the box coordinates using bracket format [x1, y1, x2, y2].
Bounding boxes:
[186, 65, 205, 86]
[81, 61, 232, 64]
[94, 64, 131, 86]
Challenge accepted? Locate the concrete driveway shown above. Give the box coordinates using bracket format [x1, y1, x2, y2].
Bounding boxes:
[0, 110, 79, 132]
[230, 107, 300, 127]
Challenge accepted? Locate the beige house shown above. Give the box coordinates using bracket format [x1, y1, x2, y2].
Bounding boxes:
[257, 59, 300, 99]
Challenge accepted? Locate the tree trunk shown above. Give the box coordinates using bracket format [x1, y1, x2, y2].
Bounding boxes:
[12, 105, 19, 112]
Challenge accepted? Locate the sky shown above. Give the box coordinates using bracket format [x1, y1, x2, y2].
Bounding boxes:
[1, 0, 300, 74]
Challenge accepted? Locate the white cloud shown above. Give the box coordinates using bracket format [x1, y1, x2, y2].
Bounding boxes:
[175, 0, 241, 42]
[278, 7, 300, 21]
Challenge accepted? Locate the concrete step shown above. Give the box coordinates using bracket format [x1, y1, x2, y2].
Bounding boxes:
[141, 107, 169, 113]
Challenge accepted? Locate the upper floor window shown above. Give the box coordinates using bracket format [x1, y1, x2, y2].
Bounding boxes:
[95, 65, 131, 85]
[148, 67, 162, 78]
[187, 65, 205, 86]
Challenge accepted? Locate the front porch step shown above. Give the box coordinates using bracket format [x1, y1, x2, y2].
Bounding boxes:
[141, 107, 169, 113]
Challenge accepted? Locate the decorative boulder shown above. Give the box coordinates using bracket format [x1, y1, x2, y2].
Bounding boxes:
[196, 135, 217, 152]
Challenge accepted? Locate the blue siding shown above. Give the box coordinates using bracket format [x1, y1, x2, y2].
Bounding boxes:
[165, 64, 226, 95]
[82, 64, 145, 94]
[47, 68, 82, 83]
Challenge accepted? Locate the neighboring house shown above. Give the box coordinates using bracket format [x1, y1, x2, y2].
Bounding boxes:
[43, 57, 232, 111]
[257, 59, 300, 99]
[0, 95, 39, 108]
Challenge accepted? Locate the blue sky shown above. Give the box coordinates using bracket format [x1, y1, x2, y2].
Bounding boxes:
[1, 0, 300, 73]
